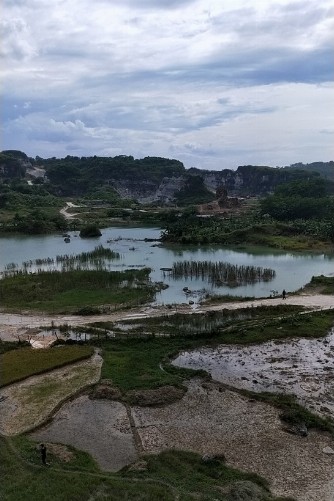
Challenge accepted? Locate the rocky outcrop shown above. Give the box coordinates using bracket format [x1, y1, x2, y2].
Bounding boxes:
[112, 176, 185, 204]
[0, 150, 30, 179]
[201, 165, 315, 197]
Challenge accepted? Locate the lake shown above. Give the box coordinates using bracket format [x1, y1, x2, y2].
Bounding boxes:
[1, 226, 334, 305]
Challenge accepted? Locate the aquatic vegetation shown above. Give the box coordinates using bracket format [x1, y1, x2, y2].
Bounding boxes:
[5, 246, 121, 277]
[171, 260, 275, 286]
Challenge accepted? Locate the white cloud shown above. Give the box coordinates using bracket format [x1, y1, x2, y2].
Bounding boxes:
[1, 0, 333, 169]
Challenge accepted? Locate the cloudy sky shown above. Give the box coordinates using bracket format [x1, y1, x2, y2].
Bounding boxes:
[1, 0, 333, 170]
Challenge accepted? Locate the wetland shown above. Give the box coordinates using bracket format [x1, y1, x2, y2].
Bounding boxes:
[1, 226, 334, 501]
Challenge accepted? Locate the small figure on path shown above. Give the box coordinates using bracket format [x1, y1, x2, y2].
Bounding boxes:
[40, 443, 47, 465]
[282, 289, 286, 300]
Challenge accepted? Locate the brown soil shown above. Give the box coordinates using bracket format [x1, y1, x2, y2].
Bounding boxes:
[126, 385, 185, 406]
[29, 379, 334, 501]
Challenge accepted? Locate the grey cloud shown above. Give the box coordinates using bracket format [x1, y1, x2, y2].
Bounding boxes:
[320, 129, 334, 135]
[169, 46, 333, 86]
[98, 0, 195, 9]
[0, 18, 36, 60]
[211, 2, 332, 36]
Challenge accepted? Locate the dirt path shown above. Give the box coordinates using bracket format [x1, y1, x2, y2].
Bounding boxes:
[0, 293, 333, 342]
[59, 201, 81, 220]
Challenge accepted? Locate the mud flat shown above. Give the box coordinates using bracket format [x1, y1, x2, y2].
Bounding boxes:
[31, 395, 138, 472]
[173, 331, 334, 419]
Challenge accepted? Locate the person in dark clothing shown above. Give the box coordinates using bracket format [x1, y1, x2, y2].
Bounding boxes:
[282, 289, 286, 300]
[40, 443, 47, 465]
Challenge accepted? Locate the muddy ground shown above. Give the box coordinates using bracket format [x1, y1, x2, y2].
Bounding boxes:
[29, 379, 334, 501]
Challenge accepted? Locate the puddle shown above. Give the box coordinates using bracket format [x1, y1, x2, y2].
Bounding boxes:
[173, 330, 334, 418]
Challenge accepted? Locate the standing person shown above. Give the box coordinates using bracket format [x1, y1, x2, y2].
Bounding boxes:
[282, 289, 286, 300]
[40, 443, 47, 465]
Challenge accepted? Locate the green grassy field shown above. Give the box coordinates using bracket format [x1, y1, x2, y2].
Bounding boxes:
[0, 345, 94, 387]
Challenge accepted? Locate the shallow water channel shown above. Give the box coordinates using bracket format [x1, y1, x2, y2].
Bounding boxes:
[173, 331, 334, 418]
[1, 226, 334, 305]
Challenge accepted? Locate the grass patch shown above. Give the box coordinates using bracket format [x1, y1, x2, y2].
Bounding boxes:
[100, 337, 201, 392]
[0, 437, 293, 501]
[0, 340, 30, 354]
[0, 268, 154, 313]
[202, 293, 256, 304]
[0, 345, 94, 387]
[123, 449, 279, 498]
[302, 274, 334, 294]
[225, 309, 334, 345]
[12, 435, 100, 473]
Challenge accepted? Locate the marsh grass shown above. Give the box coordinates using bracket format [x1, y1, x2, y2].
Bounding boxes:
[171, 260, 275, 286]
[100, 337, 199, 392]
[0, 345, 94, 387]
[18, 245, 121, 274]
[93, 304, 305, 340]
[0, 268, 154, 313]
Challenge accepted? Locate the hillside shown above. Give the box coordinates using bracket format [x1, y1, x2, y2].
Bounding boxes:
[1, 150, 332, 205]
[285, 161, 334, 181]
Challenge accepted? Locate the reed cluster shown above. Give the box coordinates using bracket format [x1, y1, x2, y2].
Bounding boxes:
[3, 245, 121, 277]
[171, 260, 275, 286]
